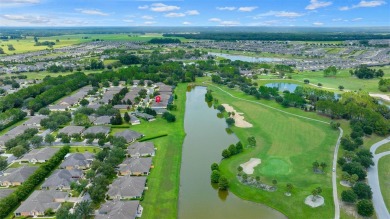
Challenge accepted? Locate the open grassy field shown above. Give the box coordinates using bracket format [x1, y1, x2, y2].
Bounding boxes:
[199, 78, 340, 219]
[255, 66, 390, 94]
[288, 67, 390, 93]
[376, 142, 390, 154]
[0, 33, 188, 55]
[122, 83, 187, 219]
[378, 155, 390, 212]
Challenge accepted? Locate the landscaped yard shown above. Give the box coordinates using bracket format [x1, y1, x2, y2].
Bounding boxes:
[375, 142, 390, 154]
[126, 83, 187, 219]
[378, 155, 390, 212]
[202, 79, 340, 219]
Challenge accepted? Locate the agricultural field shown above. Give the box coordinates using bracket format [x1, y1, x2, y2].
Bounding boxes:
[201, 79, 339, 219]
[0, 33, 188, 55]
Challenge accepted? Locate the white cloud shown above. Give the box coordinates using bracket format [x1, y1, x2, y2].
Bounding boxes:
[254, 11, 304, 18]
[220, 20, 240, 26]
[1, 0, 40, 7]
[238, 6, 258, 12]
[313, 22, 324, 25]
[216, 7, 236, 11]
[339, 1, 386, 10]
[185, 10, 199, 15]
[182, 21, 191, 25]
[123, 19, 134, 23]
[165, 12, 185, 17]
[1, 14, 50, 24]
[76, 9, 109, 16]
[339, 6, 350, 11]
[354, 0, 386, 8]
[141, 15, 154, 20]
[150, 3, 180, 12]
[332, 18, 343, 21]
[209, 18, 221, 22]
[351, 17, 363, 21]
[138, 5, 149, 10]
[305, 0, 332, 10]
[144, 21, 156, 25]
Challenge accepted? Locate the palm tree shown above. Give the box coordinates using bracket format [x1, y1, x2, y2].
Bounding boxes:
[312, 161, 320, 171]
[320, 162, 327, 171]
[272, 179, 278, 188]
[286, 183, 293, 194]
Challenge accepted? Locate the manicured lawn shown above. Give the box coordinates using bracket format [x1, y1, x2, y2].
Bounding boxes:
[378, 155, 390, 212]
[8, 162, 41, 168]
[375, 142, 390, 154]
[203, 81, 339, 219]
[68, 146, 101, 154]
[286, 67, 390, 93]
[127, 83, 187, 219]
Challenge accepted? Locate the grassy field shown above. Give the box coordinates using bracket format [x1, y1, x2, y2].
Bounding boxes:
[124, 83, 187, 219]
[68, 146, 101, 153]
[255, 66, 390, 94]
[0, 33, 188, 55]
[375, 142, 390, 154]
[378, 155, 390, 212]
[287, 67, 390, 93]
[200, 79, 339, 219]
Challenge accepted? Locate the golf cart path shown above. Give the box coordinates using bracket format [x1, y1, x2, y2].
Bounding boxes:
[367, 138, 390, 219]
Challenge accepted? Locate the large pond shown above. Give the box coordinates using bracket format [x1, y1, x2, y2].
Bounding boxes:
[178, 86, 286, 219]
[209, 52, 284, 63]
[265, 82, 341, 99]
[265, 82, 299, 93]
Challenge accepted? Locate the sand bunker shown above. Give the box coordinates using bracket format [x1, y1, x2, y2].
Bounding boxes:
[370, 93, 390, 102]
[240, 158, 261, 174]
[305, 195, 325, 208]
[221, 104, 253, 128]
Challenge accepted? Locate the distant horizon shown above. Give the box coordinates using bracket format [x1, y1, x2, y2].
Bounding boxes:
[1, 0, 389, 27]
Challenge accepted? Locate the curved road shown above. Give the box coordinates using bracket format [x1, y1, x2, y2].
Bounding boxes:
[332, 127, 343, 219]
[367, 138, 390, 219]
[204, 82, 342, 219]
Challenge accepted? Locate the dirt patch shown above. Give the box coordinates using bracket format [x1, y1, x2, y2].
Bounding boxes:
[240, 158, 261, 174]
[221, 104, 253, 128]
[304, 195, 324, 208]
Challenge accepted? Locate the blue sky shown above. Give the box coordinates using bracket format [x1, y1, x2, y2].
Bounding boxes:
[0, 0, 389, 27]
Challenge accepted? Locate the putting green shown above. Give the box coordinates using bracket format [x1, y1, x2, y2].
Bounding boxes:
[258, 157, 291, 176]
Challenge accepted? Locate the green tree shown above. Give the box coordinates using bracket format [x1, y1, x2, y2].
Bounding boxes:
[272, 179, 278, 188]
[324, 66, 338, 77]
[44, 134, 55, 145]
[353, 182, 372, 199]
[228, 144, 237, 155]
[79, 99, 89, 106]
[218, 176, 229, 190]
[0, 157, 8, 171]
[237, 166, 243, 172]
[10, 145, 26, 157]
[222, 149, 231, 159]
[124, 112, 130, 123]
[211, 163, 219, 171]
[225, 117, 235, 126]
[247, 136, 256, 147]
[30, 136, 43, 147]
[286, 183, 294, 194]
[74, 200, 93, 219]
[211, 170, 221, 183]
[341, 190, 357, 203]
[357, 199, 374, 217]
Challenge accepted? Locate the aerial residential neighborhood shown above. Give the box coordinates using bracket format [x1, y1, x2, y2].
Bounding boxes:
[0, 0, 389, 219]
